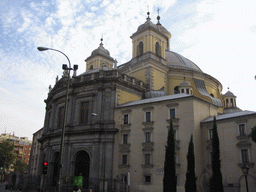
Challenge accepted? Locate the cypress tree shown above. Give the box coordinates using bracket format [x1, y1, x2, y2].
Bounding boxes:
[185, 135, 197, 192]
[163, 120, 177, 192]
[250, 125, 256, 143]
[211, 116, 224, 192]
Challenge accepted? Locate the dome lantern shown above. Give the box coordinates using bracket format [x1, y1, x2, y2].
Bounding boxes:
[85, 38, 115, 71]
[179, 79, 192, 94]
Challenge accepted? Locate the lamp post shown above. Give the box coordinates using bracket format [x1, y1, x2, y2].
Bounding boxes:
[37, 47, 78, 192]
[92, 113, 106, 192]
[241, 164, 249, 192]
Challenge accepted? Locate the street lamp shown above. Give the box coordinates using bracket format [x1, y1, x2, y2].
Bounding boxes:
[92, 113, 107, 192]
[241, 164, 249, 192]
[37, 47, 78, 192]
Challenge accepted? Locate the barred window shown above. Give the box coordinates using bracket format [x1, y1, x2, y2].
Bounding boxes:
[123, 114, 129, 124]
[239, 124, 246, 136]
[123, 134, 128, 144]
[241, 149, 249, 163]
[145, 132, 151, 143]
[122, 155, 128, 165]
[145, 111, 152, 122]
[145, 154, 151, 164]
[170, 108, 176, 119]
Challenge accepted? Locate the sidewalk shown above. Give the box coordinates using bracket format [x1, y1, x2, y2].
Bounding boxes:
[0, 183, 22, 192]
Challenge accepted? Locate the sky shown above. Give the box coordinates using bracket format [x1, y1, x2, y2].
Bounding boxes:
[0, 0, 256, 140]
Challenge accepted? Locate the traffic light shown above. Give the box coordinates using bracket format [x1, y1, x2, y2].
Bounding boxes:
[43, 161, 48, 175]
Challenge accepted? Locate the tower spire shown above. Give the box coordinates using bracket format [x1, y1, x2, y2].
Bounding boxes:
[147, 6, 151, 20]
[100, 34, 103, 46]
[157, 7, 161, 25]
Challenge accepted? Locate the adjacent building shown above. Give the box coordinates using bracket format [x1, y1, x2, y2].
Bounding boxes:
[28, 128, 43, 182]
[28, 12, 256, 192]
[0, 133, 32, 172]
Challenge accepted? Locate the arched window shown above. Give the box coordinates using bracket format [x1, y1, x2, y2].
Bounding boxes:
[155, 42, 161, 57]
[137, 42, 143, 56]
[174, 86, 179, 94]
[210, 93, 214, 98]
[89, 65, 93, 69]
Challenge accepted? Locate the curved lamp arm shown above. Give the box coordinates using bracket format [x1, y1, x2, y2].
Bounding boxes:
[37, 47, 71, 69]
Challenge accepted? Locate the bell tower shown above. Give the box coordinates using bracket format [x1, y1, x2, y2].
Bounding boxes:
[130, 12, 171, 59]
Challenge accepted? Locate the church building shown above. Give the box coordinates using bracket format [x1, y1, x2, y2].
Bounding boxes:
[28, 12, 256, 192]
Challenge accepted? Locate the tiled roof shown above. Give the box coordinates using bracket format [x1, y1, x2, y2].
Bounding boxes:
[201, 110, 256, 123]
[116, 93, 193, 108]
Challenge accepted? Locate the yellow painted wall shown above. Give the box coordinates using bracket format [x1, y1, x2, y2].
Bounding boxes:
[128, 68, 147, 83]
[205, 83, 221, 99]
[167, 76, 213, 104]
[152, 68, 165, 90]
[86, 56, 113, 71]
[132, 30, 167, 58]
[167, 76, 184, 95]
[117, 88, 142, 105]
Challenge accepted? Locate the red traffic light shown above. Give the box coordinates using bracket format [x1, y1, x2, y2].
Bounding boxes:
[43, 161, 48, 166]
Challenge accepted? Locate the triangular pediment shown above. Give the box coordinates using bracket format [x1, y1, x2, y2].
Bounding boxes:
[51, 79, 67, 93]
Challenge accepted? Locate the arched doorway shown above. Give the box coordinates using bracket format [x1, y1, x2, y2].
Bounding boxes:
[74, 151, 90, 189]
[51, 152, 59, 187]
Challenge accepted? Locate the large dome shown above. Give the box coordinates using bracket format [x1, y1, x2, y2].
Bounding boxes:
[91, 43, 110, 56]
[137, 18, 157, 32]
[132, 14, 171, 38]
[166, 51, 202, 72]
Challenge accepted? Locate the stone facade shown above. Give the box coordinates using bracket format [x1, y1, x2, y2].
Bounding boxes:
[28, 13, 256, 192]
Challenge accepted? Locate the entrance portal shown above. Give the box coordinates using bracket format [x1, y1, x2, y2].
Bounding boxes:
[74, 151, 90, 189]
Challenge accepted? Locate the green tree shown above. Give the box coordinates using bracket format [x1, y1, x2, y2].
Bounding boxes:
[14, 158, 28, 173]
[185, 135, 197, 192]
[250, 125, 256, 143]
[0, 140, 16, 171]
[211, 116, 224, 192]
[163, 120, 176, 192]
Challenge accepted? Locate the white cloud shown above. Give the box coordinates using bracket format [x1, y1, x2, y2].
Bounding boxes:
[1, 0, 255, 140]
[172, 0, 256, 111]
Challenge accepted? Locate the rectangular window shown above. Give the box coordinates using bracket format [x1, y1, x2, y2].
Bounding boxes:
[170, 108, 176, 119]
[122, 155, 128, 165]
[186, 88, 190, 94]
[123, 134, 128, 144]
[145, 132, 151, 143]
[145, 175, 151, 183]
[145, 111, 152, 122]
[209, 129, 213, 140]
[241, 149, 249, 163]
[58, 107, 65, 128]
[122, 175, 127, 183]
[80, 102, 89, 124]
[239, 124, 246, 136]
[47, 111, 51, 128]
[145, 154, 151, 164]
[123, 114, 129, 124]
